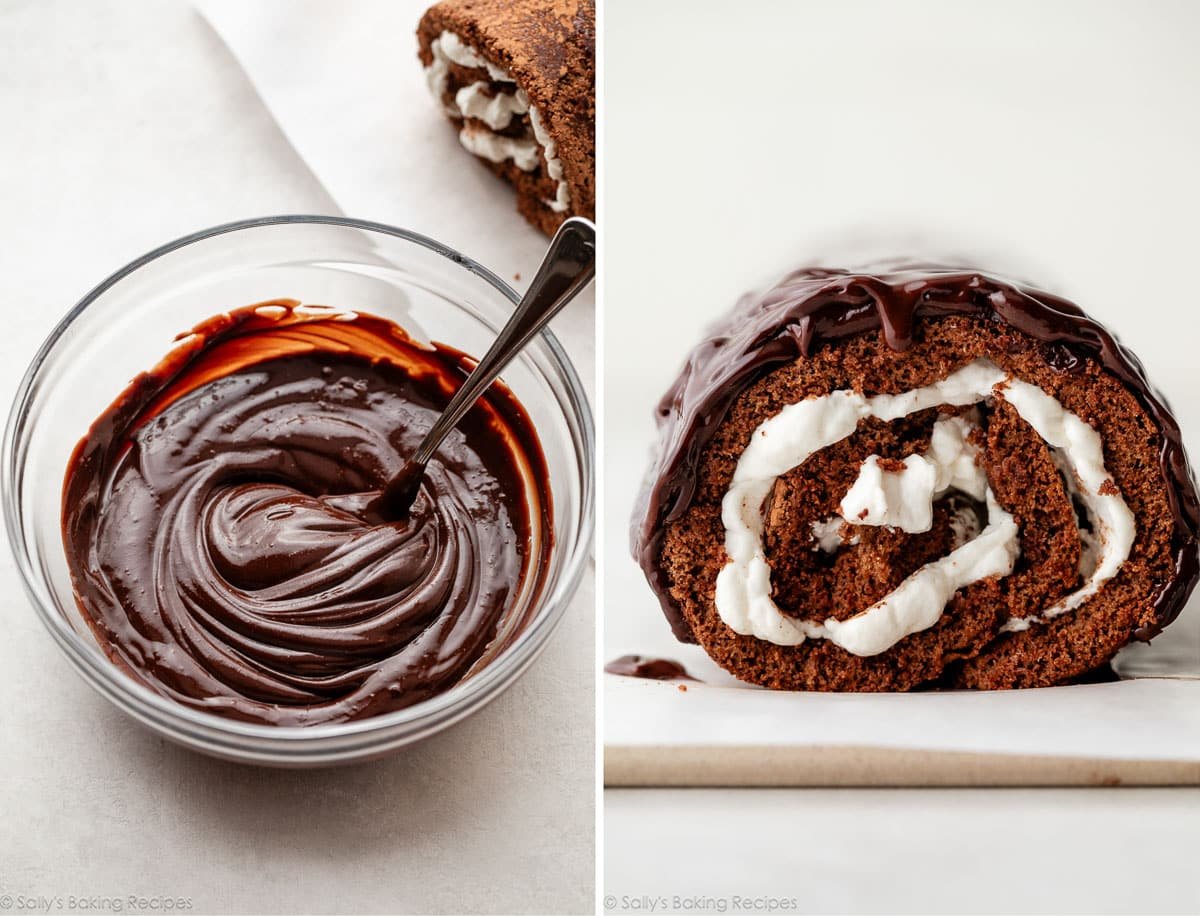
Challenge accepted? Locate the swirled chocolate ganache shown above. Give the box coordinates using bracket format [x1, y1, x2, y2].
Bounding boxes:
[63, 301, 551, 725]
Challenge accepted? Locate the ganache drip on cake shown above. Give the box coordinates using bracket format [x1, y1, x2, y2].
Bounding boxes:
[632, 266, 1200, 644]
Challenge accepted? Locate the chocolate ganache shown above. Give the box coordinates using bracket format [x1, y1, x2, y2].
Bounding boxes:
[632, 267, 1199, 644]
[603, 654, 696, 681]
[63, 301, 552, 725]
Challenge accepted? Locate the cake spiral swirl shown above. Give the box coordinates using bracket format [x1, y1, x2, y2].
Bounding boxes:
[633, 267, 1198, 690]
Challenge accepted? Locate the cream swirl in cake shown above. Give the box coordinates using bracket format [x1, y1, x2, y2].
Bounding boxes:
[716, 359, 1135, 657]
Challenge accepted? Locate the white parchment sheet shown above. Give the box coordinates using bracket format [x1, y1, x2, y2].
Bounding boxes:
[195, 0, 594, 390]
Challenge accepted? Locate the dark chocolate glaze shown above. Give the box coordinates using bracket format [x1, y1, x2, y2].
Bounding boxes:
[63, 302, 552, 726]
[632, 267, 1200, 644]
[604, 654, 696, 681]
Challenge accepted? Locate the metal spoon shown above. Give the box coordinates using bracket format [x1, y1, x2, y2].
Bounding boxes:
[373, 216, 595, 519]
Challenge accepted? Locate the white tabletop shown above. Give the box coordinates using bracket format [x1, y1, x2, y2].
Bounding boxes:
[0, 2, 593, 914]
[606, 787, 1200, 915]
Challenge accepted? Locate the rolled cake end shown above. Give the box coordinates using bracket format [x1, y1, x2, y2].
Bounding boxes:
[417, 0, 595, 236]
[634, 268, 1199, 691]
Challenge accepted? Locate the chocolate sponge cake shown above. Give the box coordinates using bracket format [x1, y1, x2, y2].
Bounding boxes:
[632, 267, 1199, 691]
[417, 0, 595, 235]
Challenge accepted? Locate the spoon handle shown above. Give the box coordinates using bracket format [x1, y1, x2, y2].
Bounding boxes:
[410, 216, 595, 468]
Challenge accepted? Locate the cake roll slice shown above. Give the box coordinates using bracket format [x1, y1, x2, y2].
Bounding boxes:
[633, 267, 1199, 691]
[417, 0, 595, 235]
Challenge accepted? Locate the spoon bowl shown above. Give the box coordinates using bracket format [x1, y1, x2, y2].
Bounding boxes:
[376, 216, 596, 518]
[3, 215, 595, 765]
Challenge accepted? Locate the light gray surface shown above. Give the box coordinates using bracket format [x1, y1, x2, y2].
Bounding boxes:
[605, 788, 1200, 914]
[0, 1, 593, 913]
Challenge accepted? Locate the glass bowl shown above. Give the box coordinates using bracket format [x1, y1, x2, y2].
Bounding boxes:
[2, 215, 594, 766]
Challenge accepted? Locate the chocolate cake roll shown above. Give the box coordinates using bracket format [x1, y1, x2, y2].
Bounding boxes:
[633, 267, 1200, 691]
[417, 0, 595, 235]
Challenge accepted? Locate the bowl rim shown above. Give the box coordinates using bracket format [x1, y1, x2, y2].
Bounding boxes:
[2, 214, 595, 746]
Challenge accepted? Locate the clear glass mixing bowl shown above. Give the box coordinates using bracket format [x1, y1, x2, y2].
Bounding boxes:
[3, 215, 593, 766]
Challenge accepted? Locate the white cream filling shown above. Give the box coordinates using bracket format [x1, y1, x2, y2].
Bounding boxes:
[459, 124, 541, 170]
[428, 31, 513, 97]
[997, 379, 1136, 632]
[714, 359, 1136, 656]
[455, 82, 528, 130]
[529, 106, 571, 213]
[812, 419, 984, 553]
[424, 31, 571, 213]
[841, 454, 938, 532]
[840, 414, 987, 533]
